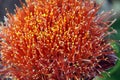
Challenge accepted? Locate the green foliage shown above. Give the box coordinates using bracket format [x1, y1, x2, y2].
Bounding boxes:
[97, 19, 120, 80]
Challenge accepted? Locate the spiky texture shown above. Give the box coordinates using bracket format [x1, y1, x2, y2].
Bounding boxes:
[0, 0, 117, 80]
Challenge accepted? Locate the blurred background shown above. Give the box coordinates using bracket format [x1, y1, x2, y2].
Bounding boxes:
[96, 0, 120, 80]
[0, 0, 26, 22]
[0, 0, 120, 80]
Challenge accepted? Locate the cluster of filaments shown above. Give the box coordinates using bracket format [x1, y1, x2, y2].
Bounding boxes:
[0, 0, 115, 80]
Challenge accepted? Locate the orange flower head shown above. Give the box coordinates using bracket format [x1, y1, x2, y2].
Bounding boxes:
[0, 0, 117, 80]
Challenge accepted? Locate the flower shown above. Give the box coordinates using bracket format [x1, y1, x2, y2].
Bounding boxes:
[0, 0, 117, 80]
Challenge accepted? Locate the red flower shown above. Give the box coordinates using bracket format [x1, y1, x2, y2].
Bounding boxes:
[0, 0, 117, 80]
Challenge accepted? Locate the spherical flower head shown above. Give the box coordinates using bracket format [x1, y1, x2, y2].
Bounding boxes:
[0, 0, 117, 80]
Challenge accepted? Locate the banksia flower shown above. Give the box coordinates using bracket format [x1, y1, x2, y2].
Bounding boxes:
[0, 0, 117, 80]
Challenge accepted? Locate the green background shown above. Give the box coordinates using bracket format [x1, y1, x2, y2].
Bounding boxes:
[96, 18, 120, 80]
